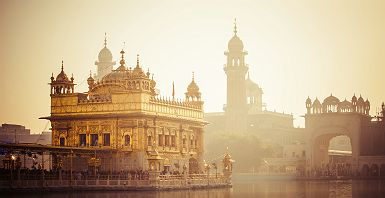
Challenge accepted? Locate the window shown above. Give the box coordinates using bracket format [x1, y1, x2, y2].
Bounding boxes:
[183, 137, 186, 148]
[165, 135, 169, 146]
[59, 137, 65, 146]
[147, 136, 152, 146]
[190, 138, 194, 148]
[124, 135, 130, 146]
[103, 133, 110, 146]
[171, 135, 176, 147]
[90, 134, 98, 146]
[79, 134, 86, 147]
[158, 134, 163, 146]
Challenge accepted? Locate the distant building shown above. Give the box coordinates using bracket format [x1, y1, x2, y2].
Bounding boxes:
[0, 124, 51, 145]
[205, 21, 304, 147]
[0, 124, 51, 170]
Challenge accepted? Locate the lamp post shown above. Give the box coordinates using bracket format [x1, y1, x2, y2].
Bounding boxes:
[204, 161, 210, 186]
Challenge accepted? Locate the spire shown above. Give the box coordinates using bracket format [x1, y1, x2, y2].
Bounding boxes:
[233, 18, 237, 35]
[136, 54, 140, 68]
[192, 71, 195, 82]
[89, 70, 92, 77]
[104, 32, 107, 47]
[61, 60, 64, 71]
[119, 49, 125, 66]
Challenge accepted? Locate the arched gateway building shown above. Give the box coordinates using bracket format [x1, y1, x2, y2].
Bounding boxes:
[41, 38, 206, 174]
[305, 95, 385, 176]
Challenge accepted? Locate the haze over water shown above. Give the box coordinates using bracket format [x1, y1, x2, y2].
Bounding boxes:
[5, 179, 385, 198]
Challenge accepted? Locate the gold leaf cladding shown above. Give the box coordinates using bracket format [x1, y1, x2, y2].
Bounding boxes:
[77, 126, 87, 133]
[101, 125, 111, 132]
[89, 125, 99, 132]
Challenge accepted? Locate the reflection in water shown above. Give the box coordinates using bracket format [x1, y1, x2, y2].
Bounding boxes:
[6, 180, 385, 198]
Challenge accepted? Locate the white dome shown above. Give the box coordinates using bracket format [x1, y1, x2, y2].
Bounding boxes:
[228, 35, 244, 52]
[98, 46, 113, 62]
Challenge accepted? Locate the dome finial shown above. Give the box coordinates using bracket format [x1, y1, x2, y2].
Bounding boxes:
[234, 18, 237, 35]
[104, 32, 107, 47]
[61, 60, 64, 71]
[192, 71, 195, 82]
[89, 70, 92, 78]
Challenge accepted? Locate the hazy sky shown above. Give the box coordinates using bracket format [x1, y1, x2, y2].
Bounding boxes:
[1, 0, 385, 133]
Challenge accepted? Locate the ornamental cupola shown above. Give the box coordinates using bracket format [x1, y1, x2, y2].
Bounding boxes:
[50, 61, 76, 95]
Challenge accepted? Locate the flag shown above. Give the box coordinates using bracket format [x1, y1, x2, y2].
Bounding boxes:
[172, 81, 175, 100]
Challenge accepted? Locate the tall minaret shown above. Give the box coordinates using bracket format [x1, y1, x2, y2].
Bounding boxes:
[94, 33, 116, 81]
[223, 19, 248, 133]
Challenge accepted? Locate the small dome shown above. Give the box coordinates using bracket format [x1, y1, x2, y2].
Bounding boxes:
[357, 95, 364, 104]
[56, 70, 69, 82]
[187, 80, 199, 93]
[339, 99, 352, 108]
[313, 98, 321, 107]
[228, 35, 244, 52]
[306, 97, 312, 104]
[98, 47, 113, 62]
[352, 94, 357, 101]
[323, 94, 340, 104]
[87, 75, 94, 82]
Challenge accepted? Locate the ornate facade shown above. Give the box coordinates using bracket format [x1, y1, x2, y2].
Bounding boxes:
[42, 41, 206, 173]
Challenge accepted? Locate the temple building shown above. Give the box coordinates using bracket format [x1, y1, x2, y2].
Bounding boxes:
[42, 40, 206, 174]
[205, 21, 304, 146]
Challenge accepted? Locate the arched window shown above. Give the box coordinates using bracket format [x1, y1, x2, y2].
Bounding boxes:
[182, 136, 187, 148]
[124, 135, 131, 146]
[147, 135, 152, 146]
[59, 137, 65, 146]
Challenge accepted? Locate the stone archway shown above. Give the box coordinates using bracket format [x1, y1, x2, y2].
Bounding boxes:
[305, 113, 363, 174]
[370, 164, 379, 176]
[361, 164, 369, 177]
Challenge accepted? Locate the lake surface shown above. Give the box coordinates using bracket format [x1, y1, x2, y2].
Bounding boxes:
[5, 179, 385, 198]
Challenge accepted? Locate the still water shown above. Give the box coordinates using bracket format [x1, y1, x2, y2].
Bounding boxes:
[5, 179, 385, 198]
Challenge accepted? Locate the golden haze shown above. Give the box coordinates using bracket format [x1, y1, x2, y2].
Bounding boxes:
[1, 0, 385, 133]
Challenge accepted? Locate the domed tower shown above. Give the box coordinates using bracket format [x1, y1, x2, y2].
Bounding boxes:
[357, 95, 365, 114]
[50, 61, 75, 95]
[306, 97, 312, 114]
[87, 70, 95, 91]
[246, 72, 263, 113]
[94, 34, 116, 81]
[224, 20, 248, 127]
[185, 72, 203, 107]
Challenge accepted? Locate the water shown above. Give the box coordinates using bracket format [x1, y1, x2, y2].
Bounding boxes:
[5, 180, 385, 198]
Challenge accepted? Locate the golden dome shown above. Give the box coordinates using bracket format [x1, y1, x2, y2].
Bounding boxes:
[187, 80, 199, 93]
[56, 61, 70, 82]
